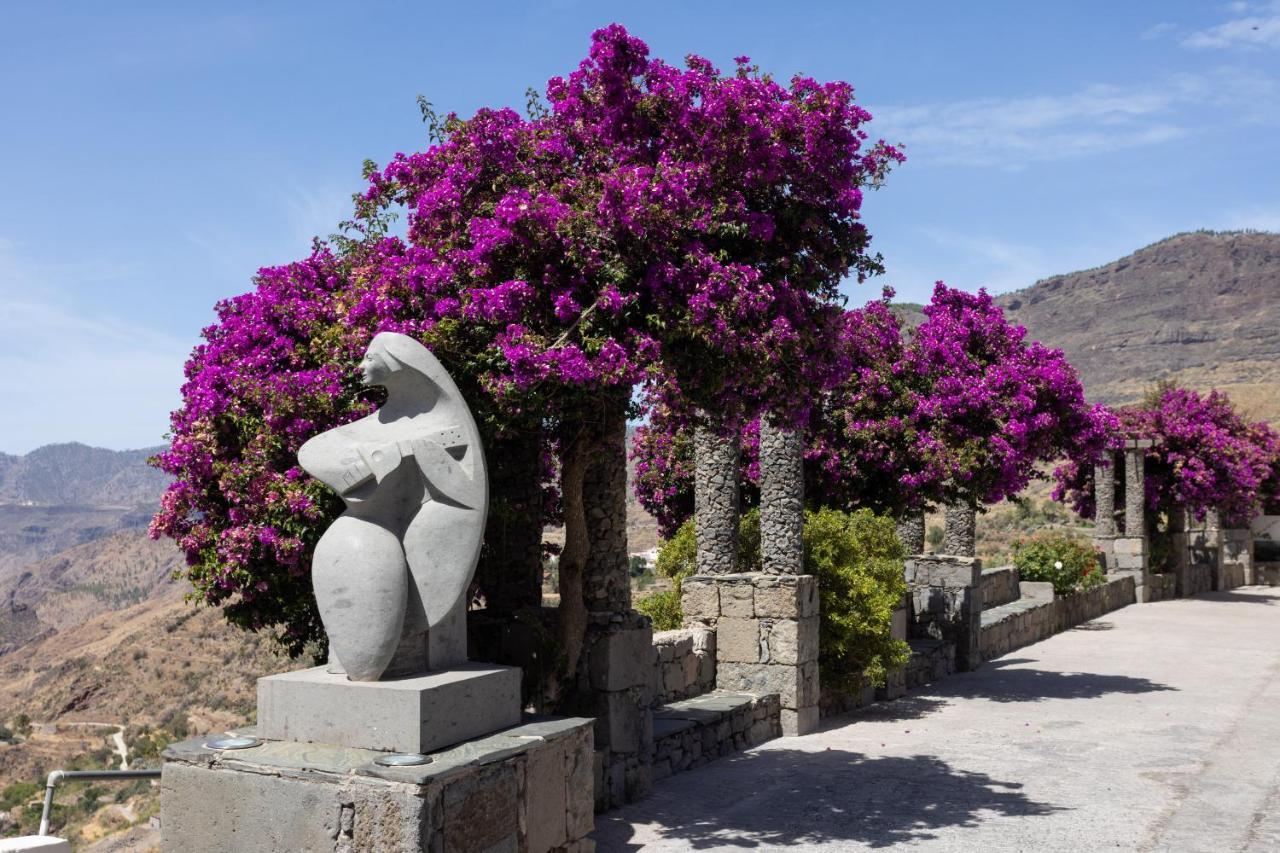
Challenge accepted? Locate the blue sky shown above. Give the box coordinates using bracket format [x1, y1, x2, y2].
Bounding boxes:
[2, 1, 1278, 453]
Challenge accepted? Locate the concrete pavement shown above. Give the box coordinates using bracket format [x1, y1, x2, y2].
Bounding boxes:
[596, 586, 1280, 852]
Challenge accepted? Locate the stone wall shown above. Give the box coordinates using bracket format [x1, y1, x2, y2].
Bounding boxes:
[980, 566, 1020, 609]
[904, 639, 955, 689]
[650, 627, 717, 704]
[980, 577, 1135, 661]
[905, 555, 982, 671]
[162, 717, 595, 853]
[1221, 528, 1254, 588]
[682, 573, 820, 735]
[651, 693, 780, 782]
[1147, 572, 1178, 602]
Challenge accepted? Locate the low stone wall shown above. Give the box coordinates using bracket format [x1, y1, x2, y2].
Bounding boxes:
[1257, 564, 1280, 586]
[651, 627, 716, 704]
[1184, 564, 1213, 597]
[651, 692, 780, 782]
[904, 638, 955, 689]
[1053, 575, 1135, 631]
[981, 577, 1135, 661]
[980, 565, 1021, 609]
[905, 555, 982, 671]
[1221, 528, 1253, 588]
[1147, 572, 1178, 602]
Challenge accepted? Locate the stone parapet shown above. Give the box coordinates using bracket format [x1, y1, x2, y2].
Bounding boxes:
[980, 565, 1021, 609]
[905, 555, 982, 671]
[161, 716, 595, 853]
[1222, 528, 1254, 588]
[682, 572, 819, 735]
[650, 692, 780, 781]
[651, 627, 716, 704]
[579, 612, 653, 811]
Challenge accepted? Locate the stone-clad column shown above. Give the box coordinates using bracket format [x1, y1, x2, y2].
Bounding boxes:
[758, 416, 804, 574]
[1093, 458, 1117, 538]
[1113, 438, 1153, 601]
[1123, 441, 1149, 537]
[694, 424, 740, 575]
[942, 501, 976, 557]
[896, 509, 926, 555]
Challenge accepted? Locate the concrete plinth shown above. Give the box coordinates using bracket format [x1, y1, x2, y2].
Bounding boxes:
[257, 663, 521, 754]
[161, 717, 595, 853]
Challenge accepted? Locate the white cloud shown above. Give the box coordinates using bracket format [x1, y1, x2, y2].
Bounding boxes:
[0, 241, 189, 453]
[1141, 21, 1179, 41]
[870, 70, 1278, 168]
[1183, 2, 1280, 49]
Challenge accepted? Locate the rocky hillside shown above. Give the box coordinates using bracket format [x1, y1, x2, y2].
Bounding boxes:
[0, 443, 169, 508]
[995, 230, 1280, 423]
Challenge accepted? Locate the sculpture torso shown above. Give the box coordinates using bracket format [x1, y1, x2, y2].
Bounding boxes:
[297, 333, 487, 681]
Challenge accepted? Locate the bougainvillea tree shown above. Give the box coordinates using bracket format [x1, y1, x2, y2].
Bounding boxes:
[1055, 386, 1279, 526]
[151, 24, 902, 661]
[633, 282, 1113, 534]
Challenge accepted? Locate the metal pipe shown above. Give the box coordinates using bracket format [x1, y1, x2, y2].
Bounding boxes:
[39, 768, 161, 836]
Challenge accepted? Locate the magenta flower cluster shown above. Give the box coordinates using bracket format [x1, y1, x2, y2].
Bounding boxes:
[1054, 387, 1280, 526]
[149, 24, 901, 650]
[633, 283, 1113, 535]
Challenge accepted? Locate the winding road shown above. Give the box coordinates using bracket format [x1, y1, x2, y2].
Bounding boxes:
[597, 586, 1280, 852]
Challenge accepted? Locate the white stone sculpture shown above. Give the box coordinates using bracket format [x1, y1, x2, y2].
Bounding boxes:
[298, 332, 487, 681]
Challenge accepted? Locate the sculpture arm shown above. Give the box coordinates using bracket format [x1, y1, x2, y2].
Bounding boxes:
[407, 438, 483, 509]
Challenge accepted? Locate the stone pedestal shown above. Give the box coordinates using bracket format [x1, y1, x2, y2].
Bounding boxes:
[682, 573, 819, 735]
[257, 663, 521, 754]
[1111, 537, 1149, 602]
[579, 613, 654, 811]
[905, 555, 981, 671]
[161, 717, 595, 853]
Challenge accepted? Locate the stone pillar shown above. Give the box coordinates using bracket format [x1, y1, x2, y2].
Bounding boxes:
[896, 509, 926, 555]
[904, 555, 982, 671]
[1093, 456, 1118, 570]
[1123, 441, 1149, 537]
[1169, 506, 1192, 596]
[694, 424, 740, 575]
[1113, 438, 1153, 602]
[942, 501, 976, 557]
[682, 573, 819, 736]
[579, 396, 652, 810]
[758, 416, 805, 574]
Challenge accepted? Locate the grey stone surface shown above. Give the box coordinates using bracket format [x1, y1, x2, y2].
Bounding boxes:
[758, 417, 804, 575]
[257, 663, 521, 753]
[693, 424, 740, 575]
[163, 716, 593, 853]
[1093, 456, 1117, 539]
[895, 509, 926, 555]
[651, 627, 716, 703]
[297, 331, 487, 680]
[597, 586, 1280, 852]
[583, 394, 632, 614]
[979, 565, 1020, 609]
[1123, 444, 1146, 538]
[905, 555, 982, 672]
[942, 501, 976, 557]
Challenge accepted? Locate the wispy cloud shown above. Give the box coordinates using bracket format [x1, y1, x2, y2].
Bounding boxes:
[870, 70, 1278, 168]
[0, 240, 188, 453]
[1183, 2, 1280, 49]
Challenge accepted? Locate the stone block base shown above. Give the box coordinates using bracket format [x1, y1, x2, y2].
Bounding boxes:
[257, 663, 521, 754]
[162, 717, 594, 853]
[683, 573, 820, 735]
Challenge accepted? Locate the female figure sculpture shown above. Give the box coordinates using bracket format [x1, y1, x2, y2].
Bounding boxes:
[298, 332, 487, 681]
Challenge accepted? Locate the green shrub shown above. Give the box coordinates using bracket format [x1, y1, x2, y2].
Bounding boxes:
[648, 507, 909, 691]
[636, 587, 684, 631]
[1013, 534, 1104, 595]
[1, 781, 40, 810]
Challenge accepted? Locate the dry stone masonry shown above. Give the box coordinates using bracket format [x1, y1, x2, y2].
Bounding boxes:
[896, 509, 926, 555]
[650, 627, 717, 703]
[682, 573, 820, 735]
[693, 424, 740, 575]
[905, 555, 982, 671]
[942, 501, 977, 557]
[758, 417, 804, 574]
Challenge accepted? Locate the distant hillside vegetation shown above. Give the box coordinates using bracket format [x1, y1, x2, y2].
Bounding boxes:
[994, 230, 1280, 424]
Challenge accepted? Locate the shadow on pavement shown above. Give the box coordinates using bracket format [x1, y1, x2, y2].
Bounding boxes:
[1200, 589, 1279, 605]
[933, 658, 1177, 703]
[594, 748, 1063, 850]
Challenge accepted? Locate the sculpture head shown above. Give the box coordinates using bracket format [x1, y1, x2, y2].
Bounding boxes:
[360, 332, 458, 409]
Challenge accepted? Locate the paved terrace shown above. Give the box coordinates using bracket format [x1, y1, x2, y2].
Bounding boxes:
[597, 586, 1280, 852]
